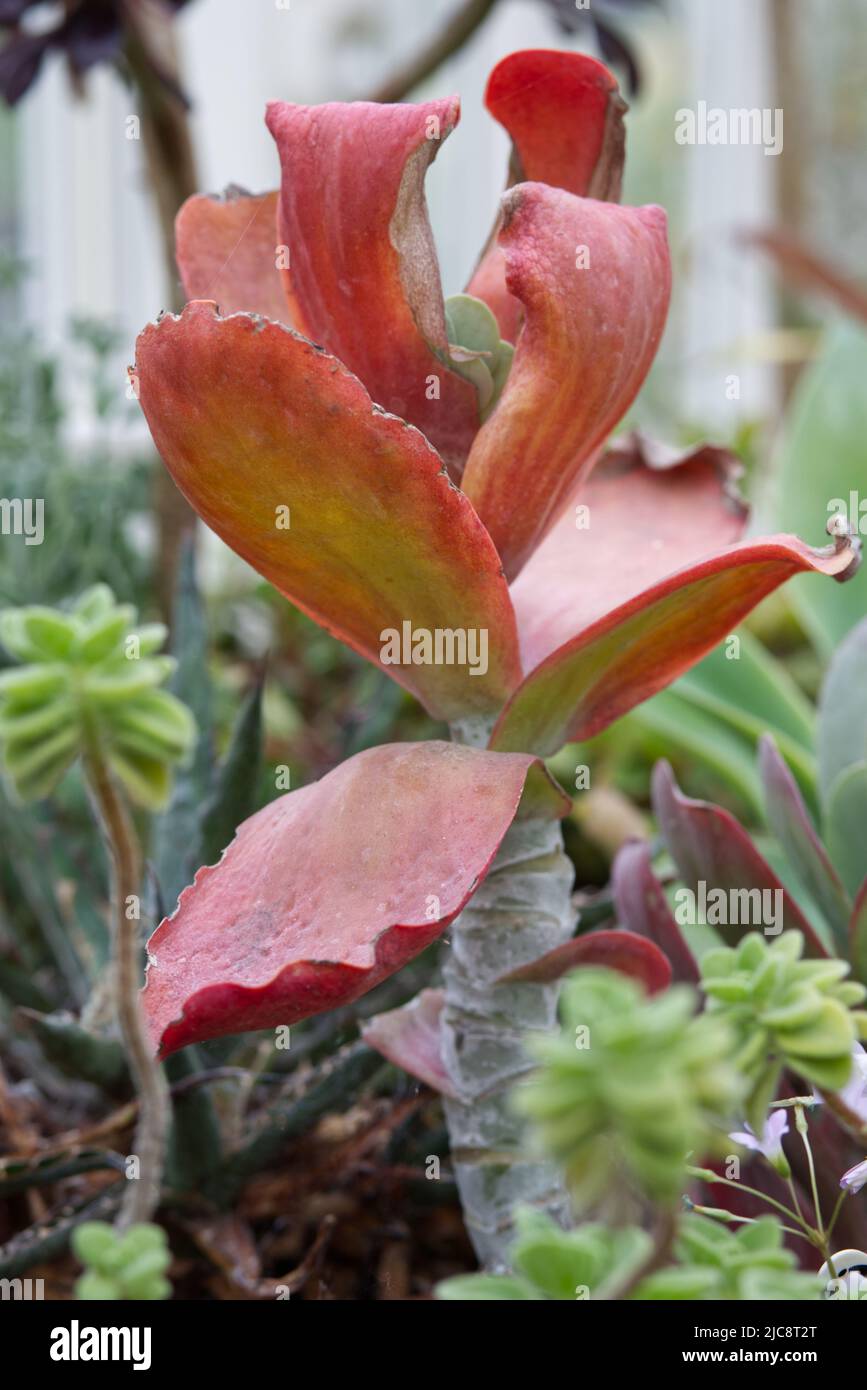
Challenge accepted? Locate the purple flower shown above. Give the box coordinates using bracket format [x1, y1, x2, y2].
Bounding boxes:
[840, 1159, 867, 1196]
[840, 1045, 867, 1122]
[730, 1110, 790, 1177]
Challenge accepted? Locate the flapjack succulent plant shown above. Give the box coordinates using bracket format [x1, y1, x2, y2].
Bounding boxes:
[129, 47, 861, 1266]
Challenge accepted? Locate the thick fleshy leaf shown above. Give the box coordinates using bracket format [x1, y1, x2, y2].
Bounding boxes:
[651, 761, 828, 958]
[818, 615, 867, 807]
[492, 529, 861, 757]
[509, 438, 747, 675]
[499, 927, 671, 994]
[851, 880, 867, 986]
[467, 49, 627, 341]
[758, 734, 851, 949]
[143, 742, 555, 1057]
[461, 185, 671, 581]
[825, 762, 867, 900]
[265, 97, 479, 474]
[775, 322, 867, 653]
[175, 189, 300, 325]
[360, 989, 455, 1097]
[611, 839, 699, 984]
[135, 302, 521, 721]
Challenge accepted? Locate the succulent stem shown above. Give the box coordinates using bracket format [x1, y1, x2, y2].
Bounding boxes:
[442, 723, 575, 1269]
[84, 749, 169, 1229]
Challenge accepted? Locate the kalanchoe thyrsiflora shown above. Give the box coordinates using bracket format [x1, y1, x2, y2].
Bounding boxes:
[131, 48, 860, 1057]
[514, 967, 742, 1207]
[0, 585, 195, 808]
[700, 931, 867, 1131]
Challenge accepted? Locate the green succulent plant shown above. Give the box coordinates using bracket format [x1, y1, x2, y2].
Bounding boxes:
[437, 1207, 652, 1301]
[0, 584, 195, 808]
[515, 968, 743, 1206]
[700, 930, 867, 1129]
[436, 1208, 819, 1301]
[444, 293, 514, 422]
[72, 1220, 172, 1300]
[636, 1214, 820, 1301]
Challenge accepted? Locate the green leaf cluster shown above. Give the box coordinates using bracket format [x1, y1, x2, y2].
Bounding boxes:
[72, 1221, 171, 1300]
[515, 968, 742, 1205]
[0, 584, 195, 807]
[444, 294, 513, 421]
[637, 1214, 819, 1301]
[436, 1210, 818, 1301]
[701, 930, 867, 1128]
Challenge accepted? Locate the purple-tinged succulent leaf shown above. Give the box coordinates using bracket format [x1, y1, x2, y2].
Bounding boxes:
[497, 927, 671, 993]
[759, 734, 851, 950]
[651, 760, 828, 958]
[360, 989, 455, 1097]
[818, 615, 867, 806]
[611, 839, 699, 983]
[825, 761, 867, 900]
[852, 880, 867, 987]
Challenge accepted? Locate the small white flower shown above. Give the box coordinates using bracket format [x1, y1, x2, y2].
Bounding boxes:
[730, 1110, 790, 1176]
[840, 1159, 867, 1196]
[840, 1045, 867, 1122]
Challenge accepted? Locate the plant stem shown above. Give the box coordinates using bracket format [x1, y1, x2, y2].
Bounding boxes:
[443, 723, 575, 1270]
[687, 1165, 812, 1236]
[84, 750, 168, 1230]
[795, 1104, 825, 1245]
[367, 0, 500, 103]
[826, 1188, 847, 1242]
[122, 21, 200, 619]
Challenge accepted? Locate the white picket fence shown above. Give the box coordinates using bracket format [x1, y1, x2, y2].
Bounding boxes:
[13, 0, 779, 436]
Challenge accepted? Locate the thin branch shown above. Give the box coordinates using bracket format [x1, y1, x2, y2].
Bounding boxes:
[84, 751, 169, 1230]
[367, 0, 501, 103]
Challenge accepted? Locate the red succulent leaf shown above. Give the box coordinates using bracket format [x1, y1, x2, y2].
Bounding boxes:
[265, 96, 479, 475]
[144, 742, 561, 1058]
[651, 760, 829, 957]
[360, 989, 455, 1098]
[758, 734, 851, 949]
[467, 49, 626, 340]
[175, 188, 304, 327]
[611, 838, 699, 984]
[461, 184, 671, 581]
[508, 437, 747, 675]
[498, 927, 671, 993]
[491, 438, 860, 754]
[134, 301, 521, 722]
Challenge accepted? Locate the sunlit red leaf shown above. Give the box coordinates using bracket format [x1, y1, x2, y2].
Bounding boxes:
[461, 185, 671, 581]
[175, 189, 302, 326]
[266, 96, 479, 473]
[508, 437, 747, 674]
[144, 742, 558, 1057]
[467, 49, 626, 340]
[491, 444, 855, 756]
[135, 301, 521, 721]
